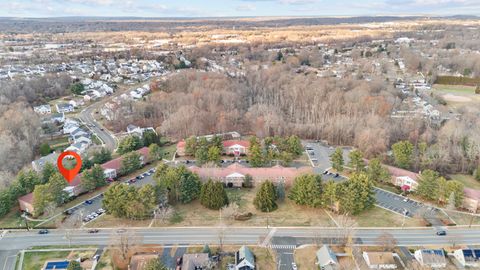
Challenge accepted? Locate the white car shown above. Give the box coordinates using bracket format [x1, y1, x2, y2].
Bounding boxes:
[292, 262, 298, 270]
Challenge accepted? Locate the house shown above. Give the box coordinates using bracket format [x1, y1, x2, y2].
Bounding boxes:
[414, 249, 446, 268]
[33, 104, 52, 114]
[63, 119, 80, 134]
[176, 139, 250, 157]
[182, 253, 210, 270]
[31, 152, 59, 172]
[70, 127, 89, 139]
[394, 176, 418, 192]
[56, 103, 75, 113]
[189, 163, 313, 187]
[65, 142, 89, 154]
[100, 147, 149, 178]
[223, 140, 250, 156]
[129, 254, 160, 270]
[453, 249, 480, 268]
[43, 113, 65, 124]
[235, 246, 255, 270]
[316, 245, 338, 270]
[126, 124, 156, 137]
[463, 188, 480, 213]
[362, 252, 398, 269]
[18, 193, 34, 214]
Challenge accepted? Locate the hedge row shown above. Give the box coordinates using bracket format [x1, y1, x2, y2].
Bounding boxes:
[435, 76, 480, 86]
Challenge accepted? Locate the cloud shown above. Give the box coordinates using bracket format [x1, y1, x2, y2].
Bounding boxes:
[236, 3, 256, 11]
[240, 0, 318, 4]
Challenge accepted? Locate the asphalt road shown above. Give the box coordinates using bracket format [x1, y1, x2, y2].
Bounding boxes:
[79, 103, 117, 151]
[2, 227, 480, 252]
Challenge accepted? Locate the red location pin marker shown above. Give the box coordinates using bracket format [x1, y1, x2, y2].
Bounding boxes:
[57, 151, 82, 183]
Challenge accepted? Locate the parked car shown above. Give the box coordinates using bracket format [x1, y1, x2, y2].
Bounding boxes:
[64, 209, 74, 215]
[292, 262, 298, 270]
[38, 229, 49, 234]
[129, 179, 137, 183]
[88, 229, 99, 233]
[323, 170, 328, 175]
[83, 217, 91, 222]
[334, 173, 339, 178]
[84, 200, 93, 205]
[436, 230, 447, 236]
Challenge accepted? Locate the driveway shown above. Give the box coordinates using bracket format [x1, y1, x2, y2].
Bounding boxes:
[161, 246, 186, 269]
[303, 141, 351, 170]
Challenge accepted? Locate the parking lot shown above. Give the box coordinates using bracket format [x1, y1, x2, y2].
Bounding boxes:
[374, 188, 441, 222]
[303, 141, 351, 170]
[65, 167, 157, 225]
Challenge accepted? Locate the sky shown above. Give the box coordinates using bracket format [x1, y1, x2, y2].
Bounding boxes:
[0, 0, 479, 18]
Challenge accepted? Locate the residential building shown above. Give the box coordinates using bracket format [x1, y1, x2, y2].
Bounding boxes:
[126, 124, 156, 137]
[463, 188, 480, 213]
[176, 139, 250, 157]
[182, 253, 210, 270]
[235, 246, 255, 270]
[414, 249, 446, 268]
[453, 249, 480, 268]
[189, 163, 313, 187]
[33, 104, 52, 114]
[31, 152, 59, 172]
[100, 147, 149, 178]
[56, 103, 75, 113]
[362, 252, 398, 269]
[65, 142, 89, 154]
[394, 176, 418, 192]
[316, 245, 338, 270]
[43, 113, 65, 124]
[18, 193, 34, 214]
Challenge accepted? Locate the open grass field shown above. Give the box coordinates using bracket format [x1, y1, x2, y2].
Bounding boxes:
[348, 207, 424, 227]
[161, 187, 336, 227]
[449, 174, 480, 190]
[433, 84, 480, 108]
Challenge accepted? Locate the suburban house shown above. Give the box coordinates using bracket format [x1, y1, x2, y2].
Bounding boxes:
[65, 142, 89, 154]
[126, 124, 156, 137]
[453, 249, 480, 268]
[181, 253, 210, 270]
[362, 252, 398, 269]
[316, 245, 338, 270]
[189, 163, 313, 187]
[31, 152, 59, 172]
[394, 176, 419, 192]
[383, 164, 419, 191]
[56, 103, 75, 113]
[33, 104, 52, 114]
[43, 113, 65, 124]
[414, 249, 446, 268]
[235, 246, 255, 270]
[63, 119, 80, 134]
[176, 139, 250, 157]
[463, 188, 480, 213]
[129, 254, 160, 270]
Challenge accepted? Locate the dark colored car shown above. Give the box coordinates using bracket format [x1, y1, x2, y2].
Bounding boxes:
[84, 200, 93, 205]
[436, 230, 447, 236]
[38, 229, 49, 234]
[64, 209, 74, 215]
[88, 229, 99, 233]
[334, 173, 339, 178]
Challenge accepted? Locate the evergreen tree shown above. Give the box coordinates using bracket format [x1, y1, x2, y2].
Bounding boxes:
[118, 135, 143, 154]
[276, 181, 286, 201]
[41, 162, 56, 184]
[288, 174, 323, 207]
[17, 169, 41, 194]
[149, 144, 162, 161]
[366, 158, 391, 183]
[243, 174, 253, 188]
[202, 244, 212, 256]
[120, 152, 142, 175]
[436, 177, 448, 203]
[154, 166, 201, 204]
[287, 135, 303, 156]
[254, 181, 278, 212]
[279, 151, 293, 166]
[391, 140, 414, 169]
[207, 146, 221, 164]
[70, 82, 84, 95]
[39, 143, 52, 156]
[195, 146, 209, 165]
[81, 164, 106, 192]
[142, 130, 160, 146]
[200, 180, 228, 210]
[248, 137, 264, 167]
[179, 172, 202, 204]
[322, 181, 338, 210]
[348, 150, 365, 172]
[446, 180, 464, 207]
[92, 148, 112, 164]
[417, 170, 439, 201]
[185, 136, 197, 156]
[337, 173, 375, 215]
[474, 164, 480, 181]
[331, 148, 344, 172]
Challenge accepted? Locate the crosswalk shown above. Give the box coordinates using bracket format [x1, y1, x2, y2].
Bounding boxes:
[268, 244, 297, 250]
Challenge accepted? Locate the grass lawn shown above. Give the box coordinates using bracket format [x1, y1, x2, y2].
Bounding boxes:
[450, 174, 480, 190]
[92, 134, 102, 145]
[375, 183, 402, 194]
[22, 249, 95, 270]
[294, 246, 317, 270]
[86, 214, 151, 228]
[161, 187, 336, 227]
[433, 84, 476, 94]
[445, 210, 480, 226]
[349, 207, 424, 227]
[160, 143, 177, 160]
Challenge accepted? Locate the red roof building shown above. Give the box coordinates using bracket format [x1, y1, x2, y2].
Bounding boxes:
[176, 140, 250, 157]
[464, 188, 480, 213]
[189, 163, 312, 187]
